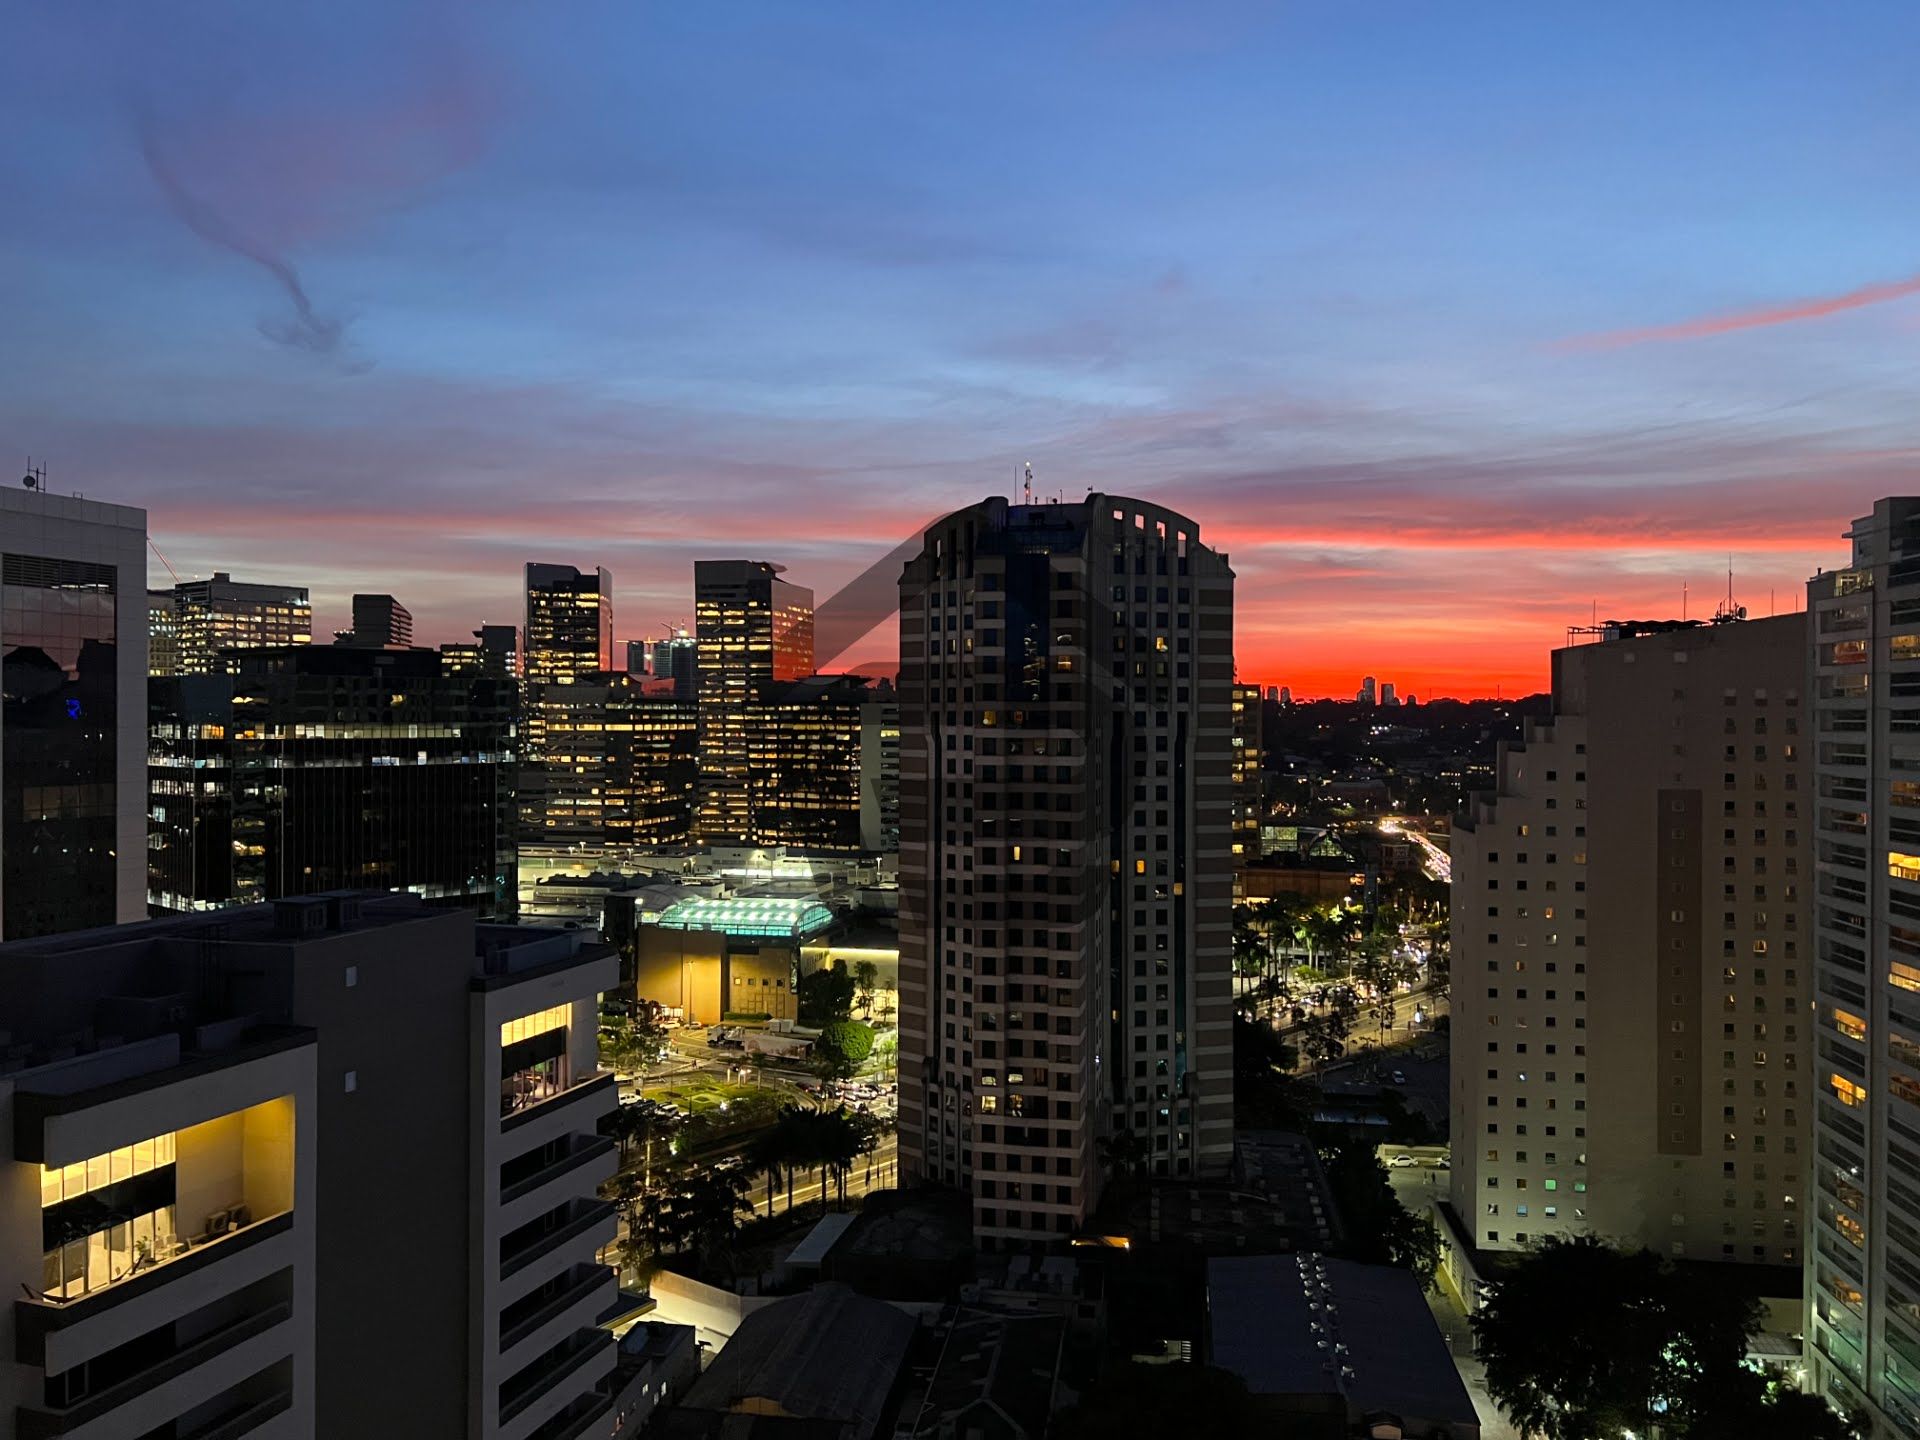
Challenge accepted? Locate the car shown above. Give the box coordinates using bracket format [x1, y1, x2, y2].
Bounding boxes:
[1388, 1153, 1416, 1168]
[1390, 1069, 1407, 1086]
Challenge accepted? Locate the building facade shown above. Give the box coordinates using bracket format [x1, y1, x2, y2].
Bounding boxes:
[1, 487, 149, 940]
[335, 593, 413, 648]
[1231, 681, 1263, 859]
[1805, 497, 1920, 1436]
[521, 674, 698, 849]
[861, 686, 901, 854]
[1449, 614, 1810, 1270]
[896, 495, 1235, 1248]
[149, 645, 518, 917]
[693, 561, 814, 844]
[0, 891, 618, 1439]
[163, 572, 312, 676]
[524, 565, 613, 688]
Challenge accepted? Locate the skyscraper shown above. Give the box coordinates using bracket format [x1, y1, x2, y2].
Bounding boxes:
[1, 486, 148, 940]
[896, 494, 1235, 1248]
[1358, 675, 1377, 705]
[626, 637, 650, 675]
[1804, 497, 1920, 1432]
[1381, 680, 1398, 706]
[147, 588, 180, 676]
[334, 592, 413, 648]
[523, 564, 613, 686]
[165, 571, 312, 675]
[1448, 613, 1809, 1270]
[1231, 681, 1264, 858]
[524, 672, 698, 848]
[149, 645, 519, 916]
[693, 561, 814, 843]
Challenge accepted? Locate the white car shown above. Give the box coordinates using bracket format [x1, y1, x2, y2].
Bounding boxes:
[1388, 1153, 1416, 1168]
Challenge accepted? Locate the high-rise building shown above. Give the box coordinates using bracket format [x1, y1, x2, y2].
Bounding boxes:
[1448, 613, 1809, 1270]
[693, 561, 814, 844]
[626, 638, 650, 675]
[656, 630, 698, 702]
[149, 645, 518, 916]
[896, 495, 1235, 1248]
[1804, 497, 1920, 1433]
[166, 572, 312, 675]
[861, 682, 901, 854]
[1, 487, 148, 940]
[744, 674, 870, 854]
[1280, 685, 1293, 705]
[1358, 675, 1377, 705]
[524, 673, 698, 848]
[147, 588, 180, 676]
[0, 892, 619, 1439]
[334, 592, 413, 648]
[1265, 684, 1279, 704]
[1231, 682, 1264, 858]
[524, 564, 613, 687]
[1381, 681, 1399, 706]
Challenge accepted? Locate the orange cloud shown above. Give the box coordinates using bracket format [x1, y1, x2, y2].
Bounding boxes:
[1561, 271, 1920, 350]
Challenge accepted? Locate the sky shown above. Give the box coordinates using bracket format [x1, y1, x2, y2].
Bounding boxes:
[4, 2, 1919, 697]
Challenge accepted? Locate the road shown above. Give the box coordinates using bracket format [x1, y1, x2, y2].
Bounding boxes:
[1380, 816, 1451, 882]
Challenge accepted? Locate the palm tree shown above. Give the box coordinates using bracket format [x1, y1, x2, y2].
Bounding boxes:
[819, 1108, 862, 1207]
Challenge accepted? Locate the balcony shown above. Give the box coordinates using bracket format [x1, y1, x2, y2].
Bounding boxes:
[503, 1071, 617, 1136]
[184, 1389, 294, 1440]
[524, 1390, 614, 1440]
[500, 1265, 615, 1353]
[499, 1328, 614, 1428]
[501, 1134, 616, 1208]
[16, 1212, 295, 1364]
[501, 1199, 617, 1282]
[16, 1300, 292, 1438]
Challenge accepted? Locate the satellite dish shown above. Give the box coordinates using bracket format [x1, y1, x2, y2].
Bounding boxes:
[21, 474, 36, 489]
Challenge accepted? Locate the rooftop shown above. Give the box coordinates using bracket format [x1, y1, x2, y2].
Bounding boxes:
[1207, 1255, 1477, 1432]
[651, 896, 836, 941]
[907, 1309, 1065, 1440]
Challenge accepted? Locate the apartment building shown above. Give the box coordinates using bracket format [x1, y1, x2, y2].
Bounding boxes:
[897, 494, 1235, 1248]
[1449, 613, 1810, 1271]
[0, 893, 619, 1439]
[1805, 497, 1920, 1436]
[1231, 681, 1263, 859]
[1, 486, 149, 940]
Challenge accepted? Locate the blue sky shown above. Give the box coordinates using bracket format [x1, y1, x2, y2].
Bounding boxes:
[4, 1, 1917, 692]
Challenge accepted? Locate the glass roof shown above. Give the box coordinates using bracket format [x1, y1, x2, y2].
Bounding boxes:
[652, 896, 835, 940]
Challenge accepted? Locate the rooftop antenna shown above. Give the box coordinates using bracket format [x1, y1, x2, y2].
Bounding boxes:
[21, 457, 46, 491]
[1712, 553, 1746, 624]
[1023, 461, 1034, 506]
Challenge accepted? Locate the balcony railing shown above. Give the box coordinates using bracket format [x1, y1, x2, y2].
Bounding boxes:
[17, 1300, 292, 1439]
[501, 1200, 616, 1283]
[500, 1265, 614, 1353]
[185, 1389, 294, 1440]
[498, 1328, 614, 1427]
[501, 1135, 616, 1208]
[15, 1211, 294, 1364]
[503, 1071, 616, 1135]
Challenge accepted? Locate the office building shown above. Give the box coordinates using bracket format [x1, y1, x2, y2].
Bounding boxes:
[655, 631, 697, 703]
[862, 684, 902, 854]
[1280, 686, 1292, 705]
[896, 494, 1235, 1248]
[1, 486, 148, 940]
[148, 589, 181, 676]
[1804, 497, 1920, 1434]
[149, 644, 518, 917]
[1358, 676, 1377, 706]
[625, 638, 649, 676]
[444, 625, 519, 678]
[523, 673, 698, 849]
[745, 674, 870, 854]
[524, 565, 613, 687]
[1231, 681, 1263, 858]
[693, 561, 813, 844]
[1449, 613, 1809, 1269]
[1382, 681, 1399, 706]
[0, 891, 619, 1439]
[165, 572, 312, 675]
[333, 592, 413, 648]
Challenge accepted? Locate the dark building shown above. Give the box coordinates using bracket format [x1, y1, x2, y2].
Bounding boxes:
[334, 592, 413, 648]
[694, 560, 814, 843]
[524, 672, 698, 848]
[897, 495, 1236, 1248]
[746, 674, 870, 854]
[148, 644, 518, 917]
[443, 623, 518, 677]
[2, 488, 149, 940]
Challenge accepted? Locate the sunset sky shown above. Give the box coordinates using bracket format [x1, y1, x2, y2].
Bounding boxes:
[4, 3, 1918, 696]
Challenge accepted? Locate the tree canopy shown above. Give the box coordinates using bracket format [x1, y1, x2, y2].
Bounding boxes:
[814, 1019, 875, 1079]
[798, 960, 856, 1026]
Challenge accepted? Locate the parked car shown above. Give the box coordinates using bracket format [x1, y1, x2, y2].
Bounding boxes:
[1388, 1153, 1416, 1168]
[1390, 1069, 1407, 1086]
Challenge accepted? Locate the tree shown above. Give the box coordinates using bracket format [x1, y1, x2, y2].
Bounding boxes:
[1052, 1363, 1259, 1440]
[1470, 1235, 1768, 1440]
[852, 959, 880, 1018]
[815, 1019, 875, 1079]
[600, 1009, 669, 1079]
[798, 960, 856, 1026]
[1315, 1139, 1439, 1290]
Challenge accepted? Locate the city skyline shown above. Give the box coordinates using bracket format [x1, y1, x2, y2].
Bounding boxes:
[6, 3, 1915, 697]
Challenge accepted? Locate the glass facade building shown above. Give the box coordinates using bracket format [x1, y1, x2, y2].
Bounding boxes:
[1, 489, 147, 941]
[161, 571, 312, 675]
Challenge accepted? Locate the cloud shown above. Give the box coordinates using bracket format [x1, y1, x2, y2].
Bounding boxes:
[136, 106, 355, 360]
[1560, 271, 1920, 350]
